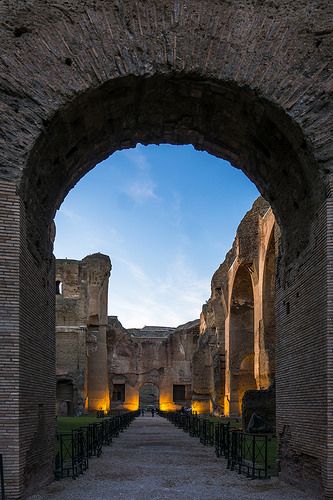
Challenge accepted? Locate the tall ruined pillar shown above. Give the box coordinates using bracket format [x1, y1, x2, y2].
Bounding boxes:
[192, 346, 214, 414]
[83, 254, 111, 412]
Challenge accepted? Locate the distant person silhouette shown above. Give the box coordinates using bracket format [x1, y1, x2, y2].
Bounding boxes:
[151, 407, 155, 417]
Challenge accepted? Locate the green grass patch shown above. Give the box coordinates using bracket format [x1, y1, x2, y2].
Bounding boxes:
[57, 416, 100, 434]
[242, 434, 277, 475]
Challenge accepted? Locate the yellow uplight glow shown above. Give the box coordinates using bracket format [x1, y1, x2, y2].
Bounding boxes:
[192, 400, 212, 415]
[123, 394, 139, 411]
[224, 396, 230, 416]
[95, 392, 110, 412]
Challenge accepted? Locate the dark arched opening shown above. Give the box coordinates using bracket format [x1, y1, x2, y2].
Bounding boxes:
[229, 266, 256, 415]
[139, 383, 160, 409]
[261, 228, 277, 388]
[56, 379, 74, 417]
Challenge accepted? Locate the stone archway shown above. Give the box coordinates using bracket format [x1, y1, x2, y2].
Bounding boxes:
[229, 265, 256, 415]
[0, 2, 332, 498]
[56, 379, 74, 417]
[139, 383, 160, 409]
[260, 227, 277, 388]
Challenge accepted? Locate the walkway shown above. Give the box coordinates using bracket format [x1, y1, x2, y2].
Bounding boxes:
[28, 416, 318, 500]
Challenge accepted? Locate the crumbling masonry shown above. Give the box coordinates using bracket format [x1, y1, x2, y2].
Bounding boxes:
[56, 198, 277, 428]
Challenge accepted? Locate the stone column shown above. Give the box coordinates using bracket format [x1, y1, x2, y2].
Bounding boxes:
[191, 346, 214, 414]
[84, 254, 111, 412]
[87, 326, 110, 411]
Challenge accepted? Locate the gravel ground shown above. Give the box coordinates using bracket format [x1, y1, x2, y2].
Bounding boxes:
[27, 416, 320, 500]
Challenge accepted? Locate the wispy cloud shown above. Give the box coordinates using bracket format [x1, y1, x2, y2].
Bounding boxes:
[124, 147, 149, 171]
[58, 207, 82, 222]
[123, 179, 159, 203]
[109, 250, 209, 329]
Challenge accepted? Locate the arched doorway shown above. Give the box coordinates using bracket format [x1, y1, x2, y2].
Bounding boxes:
[0, 2, 331, 497]
[56, 380, 74, 417]
[260, 228, 277, 388]
[229, 266, 256, 415]
[139, 383, 159, 409]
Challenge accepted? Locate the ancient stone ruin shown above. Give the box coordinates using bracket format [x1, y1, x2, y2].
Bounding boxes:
[0, 1, 332, 497]
[56, 254, 199, 415]
[55, 197, 278, 430]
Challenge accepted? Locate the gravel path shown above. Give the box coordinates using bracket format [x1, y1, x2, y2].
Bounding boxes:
[28, 416, 319, 500]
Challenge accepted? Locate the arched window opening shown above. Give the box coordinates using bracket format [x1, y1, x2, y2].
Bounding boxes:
[139, 383, 159, 409]
[56, 280, 63, 295]
[56, 379, 74, 417]
[229, 266, 256, 416]
[261, 229, 276, 387]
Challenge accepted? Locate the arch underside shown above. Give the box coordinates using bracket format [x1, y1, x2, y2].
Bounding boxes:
[229, 265, 256, 415]
[23, 74, 319, 263]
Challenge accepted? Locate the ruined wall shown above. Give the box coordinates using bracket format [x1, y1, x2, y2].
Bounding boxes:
[107, 317, 199, 412]
[55, 253, 111, 413]
[197, 197, 278, 416]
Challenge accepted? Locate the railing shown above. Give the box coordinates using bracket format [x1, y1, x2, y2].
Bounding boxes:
[159, 411, 274, 480]
[55, 411, 139, 480]
[228, 429, 270, 479]
[0, 454, 5, 500]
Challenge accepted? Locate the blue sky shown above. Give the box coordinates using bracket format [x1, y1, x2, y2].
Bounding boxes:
[54, 144, 259, 328]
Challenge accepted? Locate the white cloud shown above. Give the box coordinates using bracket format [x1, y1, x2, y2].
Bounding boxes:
[124, 147, 149, 171]
[108, 250, 209, 329]
[58, 207, 82, 222]
[123, 179, 159, 203]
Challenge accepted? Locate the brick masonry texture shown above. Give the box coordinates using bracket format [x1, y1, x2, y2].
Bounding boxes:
[0, 1, 332, 498]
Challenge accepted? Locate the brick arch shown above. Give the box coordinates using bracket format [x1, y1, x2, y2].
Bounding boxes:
[22, 74, 319, 262]
[0, 1, 332, 497]
[139, 382, 160, 409]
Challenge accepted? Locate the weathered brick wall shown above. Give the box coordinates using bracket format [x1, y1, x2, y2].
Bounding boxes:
[19, 195, 56, 497]
[0, 181, 21, 499]
[0, 181, 55, 499]
[107, 318, 199, 411]
[276, 199, 330, 498]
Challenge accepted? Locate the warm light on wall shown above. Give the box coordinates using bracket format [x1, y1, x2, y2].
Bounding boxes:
[159, 402, 178, 411]
[123, 393, 139, 411]
[94, 392, 110, 412]
[224, 396, 230, 416]
[192, 399, 212, 415]
[159, 391, 178, 412]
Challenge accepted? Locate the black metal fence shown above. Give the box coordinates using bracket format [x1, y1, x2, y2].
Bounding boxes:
[55, 411, 139, 480]
[0, 454, 5, 500]
[159, 411, 274, 480]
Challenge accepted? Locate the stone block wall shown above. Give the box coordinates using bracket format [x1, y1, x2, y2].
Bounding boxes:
[107, 318, 199, 412]
[55, 254, 111, 413]
[197, 198, 277, 417]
